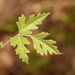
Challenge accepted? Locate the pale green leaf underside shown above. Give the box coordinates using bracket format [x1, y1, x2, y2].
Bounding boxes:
[16, 13, 50, 34]
[30, 32, 61, 55]
[10, 35, 30, 64]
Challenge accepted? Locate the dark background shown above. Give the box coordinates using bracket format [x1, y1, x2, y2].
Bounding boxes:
[0, 0, 75, 75]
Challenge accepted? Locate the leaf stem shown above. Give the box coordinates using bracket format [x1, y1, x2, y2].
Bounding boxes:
[1, 33, 31, 48]
[1, 40, 10, 48]
[1, 33, 20, 48]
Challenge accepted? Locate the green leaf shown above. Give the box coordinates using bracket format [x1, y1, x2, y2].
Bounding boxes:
[0, 12, 61, 64]
[30, 32, 61, 55]
[0, 42, 3, 48]
[16, 13, 50, 34]
[10, 35, 30, 64]
[16, 14, 26, 33]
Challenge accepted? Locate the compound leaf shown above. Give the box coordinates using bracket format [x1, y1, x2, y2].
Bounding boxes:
[30, 32, 61, 55]
[16, 13, 50, 34]
[10, 35, 30, 64]
[0, 12, 62, 64]
[9, 12, 61, 64]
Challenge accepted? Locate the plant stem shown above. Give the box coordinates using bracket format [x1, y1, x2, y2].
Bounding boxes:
[2, 40, 10, 48]
[1, 34, 19, 48]
[1, 33, 31, 48]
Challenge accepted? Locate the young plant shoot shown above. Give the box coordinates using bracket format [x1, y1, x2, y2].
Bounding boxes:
[0, 13, 61, 64]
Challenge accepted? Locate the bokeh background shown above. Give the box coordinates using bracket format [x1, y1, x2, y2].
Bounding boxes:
[0, 0, 75, 75]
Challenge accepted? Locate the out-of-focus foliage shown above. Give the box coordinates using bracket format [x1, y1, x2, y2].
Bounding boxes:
[0, 17, 17, 33]
[28, 52, 52, 75]
[60, 6, 75, 45]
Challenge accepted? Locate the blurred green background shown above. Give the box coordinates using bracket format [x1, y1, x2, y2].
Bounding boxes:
[0, 0, 75, 75]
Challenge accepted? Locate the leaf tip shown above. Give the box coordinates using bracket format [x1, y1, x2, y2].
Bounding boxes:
[0, 42, 3, 48]
[21, 14, 24, 15]
[46, 12, 51, 16]
[55, 51, 63, 55]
